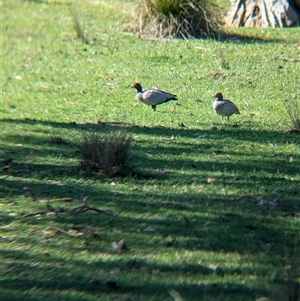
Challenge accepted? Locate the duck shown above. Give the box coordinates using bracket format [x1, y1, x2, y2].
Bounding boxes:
[213, 92, 240, 121]
[130, 82, 177, 111]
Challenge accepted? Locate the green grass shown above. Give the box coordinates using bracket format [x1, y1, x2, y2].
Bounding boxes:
[1, 1, 300, 301]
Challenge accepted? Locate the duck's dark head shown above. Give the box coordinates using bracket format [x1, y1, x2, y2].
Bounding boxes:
[130, 82, 142, 93]
[213, 92, 223, 100]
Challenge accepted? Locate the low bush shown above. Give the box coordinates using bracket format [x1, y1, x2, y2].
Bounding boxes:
[131, 0, 219, 38]
[78, 129, 133, 177]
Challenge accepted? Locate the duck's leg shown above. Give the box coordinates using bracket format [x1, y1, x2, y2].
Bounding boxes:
[151, 105, 156, 111]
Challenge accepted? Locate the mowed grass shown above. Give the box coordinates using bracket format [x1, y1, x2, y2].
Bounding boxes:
[1, 1, 300, 301]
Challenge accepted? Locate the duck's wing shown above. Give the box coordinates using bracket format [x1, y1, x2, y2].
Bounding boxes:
[225, 99, 240, 114]
[217, 99, 240, 115]
[142, 88, 177, 105]
[156, 89, 177, 99]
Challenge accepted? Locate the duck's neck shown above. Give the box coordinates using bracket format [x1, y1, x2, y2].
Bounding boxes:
[136, 86, 143, 93]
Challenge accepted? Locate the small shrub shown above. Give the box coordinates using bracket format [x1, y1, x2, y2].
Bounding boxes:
[131, 0, 219, 39]
[284, 98, 300, 133]
[78, 130, 133, 177]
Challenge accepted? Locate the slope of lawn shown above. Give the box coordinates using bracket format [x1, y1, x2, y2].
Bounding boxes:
[1, 1, 300, 301]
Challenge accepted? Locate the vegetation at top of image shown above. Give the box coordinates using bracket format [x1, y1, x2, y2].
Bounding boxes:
[131, 0, 220, 38]
[1, 0, 300, 300]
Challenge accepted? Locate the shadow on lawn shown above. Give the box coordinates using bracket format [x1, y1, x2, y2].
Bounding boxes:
[1, 118, 299, 208]
[0, 247, 265, 301]
[1, 172, 299, 254]
[2, 117, 300, 143]
[1, 117, 299, 209]
[215, 28, 300, 44]
[1, 118, 299, 187]
[1, 118, 299, 300]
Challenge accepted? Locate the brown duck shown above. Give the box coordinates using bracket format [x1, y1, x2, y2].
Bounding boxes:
[213, 92, 240, 121]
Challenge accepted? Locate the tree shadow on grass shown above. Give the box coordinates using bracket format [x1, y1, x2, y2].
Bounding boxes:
[1, 118, 299, 197]
[1, 247, 267, 301]
[215, 27, 300, 44]
[1, 118, 299, 300]
[1, 187, 298, 300]
[1, 174, 298, 253]
[1, 117, 299, 143]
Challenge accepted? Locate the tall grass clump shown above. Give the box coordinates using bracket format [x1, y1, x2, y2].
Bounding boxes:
[78, 129, 133, 177]
[284, 98, 300, 133]
[131, 0, 219, 39]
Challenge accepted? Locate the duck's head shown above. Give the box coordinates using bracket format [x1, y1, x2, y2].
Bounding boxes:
[130, 82, 142, 92]
[213, 92, 223, 100]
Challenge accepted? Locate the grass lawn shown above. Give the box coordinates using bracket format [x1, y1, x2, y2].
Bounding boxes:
[1, 1, 300, 300]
